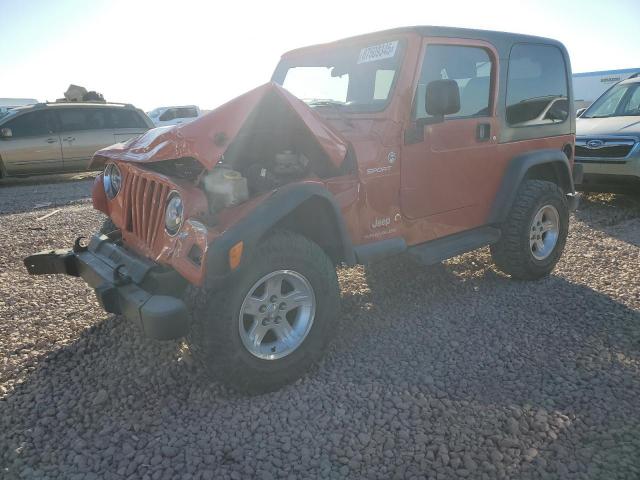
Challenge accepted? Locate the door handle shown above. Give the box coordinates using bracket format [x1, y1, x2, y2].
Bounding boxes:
[476, 123, 490, 141]
[476, 123, 491, 141]
[46, 138, 57, 143]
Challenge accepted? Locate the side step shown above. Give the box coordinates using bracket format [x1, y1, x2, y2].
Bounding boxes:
[408, 226, 501, 265]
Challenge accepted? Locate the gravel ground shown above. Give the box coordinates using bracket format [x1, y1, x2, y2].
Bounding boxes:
[1, 179, 639, 480]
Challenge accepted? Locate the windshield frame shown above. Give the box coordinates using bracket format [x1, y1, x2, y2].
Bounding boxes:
[582, 80, 640, 118]
[272, 38, 407, 114]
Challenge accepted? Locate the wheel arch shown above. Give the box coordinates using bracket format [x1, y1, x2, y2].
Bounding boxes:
[488, 148, 575, 225]
[205, 183, 356, 286]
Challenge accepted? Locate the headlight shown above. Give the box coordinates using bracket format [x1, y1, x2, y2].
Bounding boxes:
[103, 163, 122, 200]
[165, 192, 184, 236]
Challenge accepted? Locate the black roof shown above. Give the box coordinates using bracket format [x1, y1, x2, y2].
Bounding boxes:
[285, 25, 566, 57]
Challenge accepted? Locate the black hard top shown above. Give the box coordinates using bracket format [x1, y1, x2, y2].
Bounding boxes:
[285, 25, 566, 58]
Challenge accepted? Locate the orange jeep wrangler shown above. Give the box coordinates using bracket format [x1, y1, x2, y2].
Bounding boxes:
[25, 27, 580, 392]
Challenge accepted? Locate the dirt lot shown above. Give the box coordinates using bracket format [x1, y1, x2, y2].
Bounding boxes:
[1, 177, 639, 480]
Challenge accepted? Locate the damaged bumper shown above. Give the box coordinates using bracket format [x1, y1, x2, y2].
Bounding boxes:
[24, 235, 189, 340]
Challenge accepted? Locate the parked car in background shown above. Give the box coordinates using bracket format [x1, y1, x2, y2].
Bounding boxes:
[575, 74, 640, 193]
[147, 105, 200, 127]
[0, 102, 153, 177]
[0, 98, 38, 119]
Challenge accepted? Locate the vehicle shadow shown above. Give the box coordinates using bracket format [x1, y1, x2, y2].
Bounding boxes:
[0, 171, 98, 188]
[1, 252, 638, 478]
[575, 192, 640, 246]
[0, 176, 94, 216]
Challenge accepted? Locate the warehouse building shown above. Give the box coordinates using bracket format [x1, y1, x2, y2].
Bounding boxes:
[573, 68, 639, 109]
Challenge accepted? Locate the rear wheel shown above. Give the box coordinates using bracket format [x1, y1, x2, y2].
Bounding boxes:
[188, 230, 340, 393]
[491, 180, 569, 280]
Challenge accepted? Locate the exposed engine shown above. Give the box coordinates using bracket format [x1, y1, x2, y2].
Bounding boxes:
[244, 150, 310, 194]
[203, 150, 312, 213]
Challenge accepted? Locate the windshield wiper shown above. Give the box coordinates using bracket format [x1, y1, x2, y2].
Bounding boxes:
[306, 99, 354, 126]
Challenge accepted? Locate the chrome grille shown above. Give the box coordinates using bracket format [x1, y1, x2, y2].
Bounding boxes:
[123, 171, 169, 250]
[575, 138, 635, 159]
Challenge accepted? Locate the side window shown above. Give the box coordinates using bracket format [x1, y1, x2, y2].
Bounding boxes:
[415, 45, 492, 119]
[84, 108, 109, 130]
[179, 107, 198, 118]
[57, 108, 88, 132]
[506, 44, 569, 126]
[159, 108, 175, 121]
[110, 109, 147, 128]
[4, 111, 55, 137]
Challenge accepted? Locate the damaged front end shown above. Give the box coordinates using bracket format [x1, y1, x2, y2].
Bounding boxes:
[24, 83, 352, 339]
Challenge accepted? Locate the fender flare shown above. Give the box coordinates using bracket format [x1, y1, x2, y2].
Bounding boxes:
[205, 183, 355, 284]
[488, 149, 575, 225]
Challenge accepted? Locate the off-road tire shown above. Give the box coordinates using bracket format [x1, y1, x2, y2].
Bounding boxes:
[187, 230, 340, 394]
[490, 180, 569, 280]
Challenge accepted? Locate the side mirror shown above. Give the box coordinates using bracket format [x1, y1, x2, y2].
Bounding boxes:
[0, 127, 12, 139]
[425, 79, 461, 118]
[576, 108, 587, 117]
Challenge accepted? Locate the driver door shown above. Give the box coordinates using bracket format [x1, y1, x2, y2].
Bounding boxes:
[401, 39, 499, 233]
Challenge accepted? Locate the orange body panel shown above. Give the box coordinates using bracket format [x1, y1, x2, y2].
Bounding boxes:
[92, 30, 575, 286]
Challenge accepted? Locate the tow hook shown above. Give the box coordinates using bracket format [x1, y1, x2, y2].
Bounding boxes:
[73, 236, 88, 253]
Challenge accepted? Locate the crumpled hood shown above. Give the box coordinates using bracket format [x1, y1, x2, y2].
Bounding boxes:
[92, 82, 349, 169]
[577, 116, 640, 137]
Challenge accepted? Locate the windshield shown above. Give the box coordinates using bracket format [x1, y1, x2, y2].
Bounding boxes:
[273, 39, 404, 113]
[583, 81, 640, 118]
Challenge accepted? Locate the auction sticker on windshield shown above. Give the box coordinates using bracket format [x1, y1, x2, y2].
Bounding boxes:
[357, 41, 398, 64]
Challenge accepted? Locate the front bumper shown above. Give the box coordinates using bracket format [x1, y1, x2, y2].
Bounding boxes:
[24, 235, 189, 340]
[575, 155, 640, 192]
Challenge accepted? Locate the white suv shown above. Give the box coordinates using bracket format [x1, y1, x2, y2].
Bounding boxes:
[147, 105, 200, 127]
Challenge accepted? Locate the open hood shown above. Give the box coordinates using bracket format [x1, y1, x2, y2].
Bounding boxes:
[92, 83, 349, 170]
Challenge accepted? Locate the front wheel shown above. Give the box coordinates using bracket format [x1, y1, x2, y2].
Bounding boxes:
[188, 230, 340, 393]
[491, 180, 569, 280]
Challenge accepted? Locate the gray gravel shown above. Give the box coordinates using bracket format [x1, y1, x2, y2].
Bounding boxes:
[1, 178, 639, 479]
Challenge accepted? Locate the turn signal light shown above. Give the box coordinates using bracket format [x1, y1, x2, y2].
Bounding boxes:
[229, 241, 244, 270]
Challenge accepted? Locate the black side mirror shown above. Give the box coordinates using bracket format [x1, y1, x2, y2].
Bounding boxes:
[425, 79, 461, 118]
[0, 127, 12, 139]
[576, 108, 587, 118]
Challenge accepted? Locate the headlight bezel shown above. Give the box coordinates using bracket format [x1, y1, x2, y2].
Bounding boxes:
[103, 163, 122, 200]
[164, 191, 184, 236]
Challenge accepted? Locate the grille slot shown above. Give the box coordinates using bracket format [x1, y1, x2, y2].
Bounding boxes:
[124, 172, 169, 250]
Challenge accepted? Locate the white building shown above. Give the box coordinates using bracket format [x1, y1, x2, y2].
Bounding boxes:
[573, 68, 639, 109]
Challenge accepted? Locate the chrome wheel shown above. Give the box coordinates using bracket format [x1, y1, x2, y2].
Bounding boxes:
[238, 270, 316, 360]
[529, 204, 560, 260]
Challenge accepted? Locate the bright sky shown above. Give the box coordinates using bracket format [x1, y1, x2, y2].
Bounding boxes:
[2, 0, 638, 111]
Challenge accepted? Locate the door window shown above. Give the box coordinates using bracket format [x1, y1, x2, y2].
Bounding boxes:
[506, 44, 568, 125]
[177, 107, 198, 118]
[4, 111, 56, 137]
[415, 45, 493, 119]
[57, 108, 90, 132]
[109, 109, 147, 128]
[159, 108, 176, 121]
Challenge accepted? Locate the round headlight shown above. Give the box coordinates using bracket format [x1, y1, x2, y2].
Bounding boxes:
[103, 163, 122, 200]
[165, 192, 184, 236]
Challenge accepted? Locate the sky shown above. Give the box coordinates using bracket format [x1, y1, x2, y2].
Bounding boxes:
[1, 0, 639, 111]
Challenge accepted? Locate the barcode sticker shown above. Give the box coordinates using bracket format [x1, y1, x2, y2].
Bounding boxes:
[357, 41, 398, 64]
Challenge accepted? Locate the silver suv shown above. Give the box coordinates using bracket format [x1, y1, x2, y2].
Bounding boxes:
[575, 74, 640, 192]
[0, 102, 153, 178]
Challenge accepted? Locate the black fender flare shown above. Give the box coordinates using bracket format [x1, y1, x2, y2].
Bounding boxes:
[205, 183, 355, 285]
[488, 149, 575, 225]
